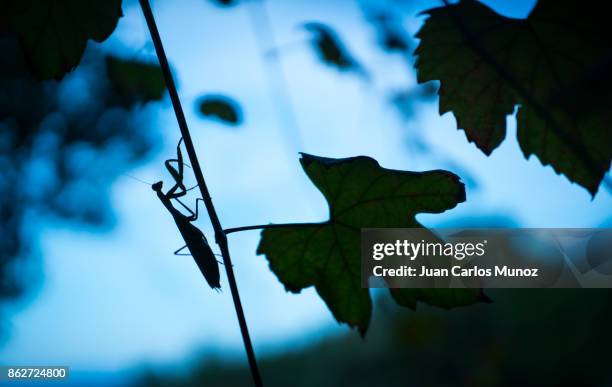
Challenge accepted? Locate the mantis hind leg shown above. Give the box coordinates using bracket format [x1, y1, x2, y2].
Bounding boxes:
[174, 245, 191, 256]
[214, 254, 229, 266]
[173, 245, 228, 265]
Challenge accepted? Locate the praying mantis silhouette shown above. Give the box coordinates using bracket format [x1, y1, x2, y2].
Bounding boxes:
[152, 138, 221, 290]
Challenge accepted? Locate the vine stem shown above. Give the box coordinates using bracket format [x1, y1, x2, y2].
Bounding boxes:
[246, 0, 304, 152]
[138, 1, 263, 386]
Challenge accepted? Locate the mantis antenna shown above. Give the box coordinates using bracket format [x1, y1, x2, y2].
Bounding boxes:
[124, 173, 199, 192]
[123, 174, 153, 186]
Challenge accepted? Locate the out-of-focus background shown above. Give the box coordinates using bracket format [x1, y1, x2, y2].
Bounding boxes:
[1, 0, 611, 386]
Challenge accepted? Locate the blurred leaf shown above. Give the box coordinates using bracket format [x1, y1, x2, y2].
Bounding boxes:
[303, 22, 369, 80]
[257, 154, 485, 334]
[209, 0, 238, 7]
[0, 0, 123, 80]
[368, 12, 411, 53]
[392, 82, 438, 119]
[197, 95, 242, 125]
[105, 56, 166, 104]
[0, 40, 161, 310]
[415, 0, 612, 196]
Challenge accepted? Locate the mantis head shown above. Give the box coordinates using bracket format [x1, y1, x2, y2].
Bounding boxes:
[152, 181, 164, 192]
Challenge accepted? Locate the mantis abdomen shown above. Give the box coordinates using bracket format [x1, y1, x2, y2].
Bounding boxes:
[176, 219, 221, 289]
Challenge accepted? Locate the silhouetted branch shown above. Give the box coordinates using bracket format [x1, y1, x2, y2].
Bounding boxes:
[138, 1, 263, 386]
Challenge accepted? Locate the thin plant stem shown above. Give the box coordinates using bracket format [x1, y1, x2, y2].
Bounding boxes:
[138, 1, 263, 386]
[246, 0, 305, 153]
[225, 222, 325, 235]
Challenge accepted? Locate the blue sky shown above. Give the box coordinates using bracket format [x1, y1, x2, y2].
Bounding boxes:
[1, 0, 610, 383]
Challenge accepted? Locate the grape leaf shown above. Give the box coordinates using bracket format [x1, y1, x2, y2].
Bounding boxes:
[197, 95, 242, 126]
[0, 0, 122, 80]
[105, 56, 166, 104]
[257, 154, 486, 334]
[415, 0, 612, 196]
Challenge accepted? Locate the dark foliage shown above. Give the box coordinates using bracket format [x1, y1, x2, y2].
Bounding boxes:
[0, 0, 123, 80]
[196, 95, 242, 126]
[415, 0, 612, 195]
[0, 37, 164, 319]
[140, 289, 612, 387]
[209, 0, 239, 7]
[303, 22, 370, 80]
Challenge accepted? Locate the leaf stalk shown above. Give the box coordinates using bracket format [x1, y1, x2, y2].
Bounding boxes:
[225, 222, 326, 235]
